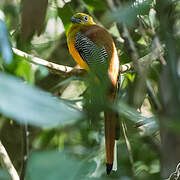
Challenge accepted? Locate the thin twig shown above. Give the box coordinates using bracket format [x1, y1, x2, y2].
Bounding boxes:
[153, 37, 166, 65]
[0, 140, 20, 180]
[20, 124, 29, 180]
[164, 162, 180, 180]
[146, 80, 162, 111]
[122, 121, 135, 175]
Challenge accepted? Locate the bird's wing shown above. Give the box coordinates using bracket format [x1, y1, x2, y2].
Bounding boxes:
[75, 25, 113, 65]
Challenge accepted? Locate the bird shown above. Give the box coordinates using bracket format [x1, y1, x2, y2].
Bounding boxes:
[66, 13, 120, 174]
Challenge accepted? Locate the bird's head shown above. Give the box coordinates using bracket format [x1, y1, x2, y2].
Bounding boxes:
[70, 13, 95, 25]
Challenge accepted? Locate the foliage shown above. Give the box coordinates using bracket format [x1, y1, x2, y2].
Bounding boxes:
[0, 0, 180, 180]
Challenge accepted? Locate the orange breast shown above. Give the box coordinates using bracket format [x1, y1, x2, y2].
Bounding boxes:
[68, 38, 89, 71]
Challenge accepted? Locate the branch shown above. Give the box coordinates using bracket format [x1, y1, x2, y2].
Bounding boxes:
[122, 121, 135, 174]
[0, 140, 20, 180]
[121, 47, 163, 73]
[12, 47, 163, 77]
[12, 48, 85, 77]
[13, 48, 73, 73]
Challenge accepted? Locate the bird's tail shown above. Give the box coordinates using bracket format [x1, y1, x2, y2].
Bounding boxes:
[104, 110, 119, 174]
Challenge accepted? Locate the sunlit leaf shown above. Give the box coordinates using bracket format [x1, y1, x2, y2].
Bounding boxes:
[0, 73, 81, 128]
[149, 160, 160, 174]
[15, 58, 34, 84]
[61, 80, 86, 100]
[134, 161, 149, 175]
[83, 0, 107, 11]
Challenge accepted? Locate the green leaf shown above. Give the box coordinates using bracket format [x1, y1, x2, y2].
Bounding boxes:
[0, 73, 81, 128]
[106, 0, 153, 27]
[36, 65, 49, 79]
[50, 77, 84, 91]
[58, 2, 74, 32]
[134, 161, 149, 175]
[15, 58, 34, 84]
[27, 151, 95, 180]
[0, 169, 11, 180]
[116, 101, 158, 135]
[83, 0, 107, 11]
[149, 160, 160, 174]
[116, 101, 143, 122]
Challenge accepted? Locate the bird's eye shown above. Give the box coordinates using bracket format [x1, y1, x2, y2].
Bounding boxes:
[83, 16, 88, 21]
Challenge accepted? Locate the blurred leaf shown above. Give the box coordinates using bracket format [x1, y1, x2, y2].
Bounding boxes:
[116, 101, 158, 135]
[0, 20, 13, 65]
[21, 0, 48, 41]
[149, 61, 161, 82]
[61, 80, 86, 100]
[134, 161, 149, 176]
[27, 150, 95, 180]
[51, 76, 84, 91]
[15, 59, 34, 84]
[83, 0, 107, 11]
[149, 160, 160, 174]
[119, 53, 131, 64]
[36, 65, 49, 79]
[0, 169, 11, 180]
[58, 2, 74, 32]
[139, 117, 159, 135]
[134, 160, 160, 176]
[106, 0, 153, 27]
[0, 73, 81, 128]
[109, 24, 120, 38]
[135, 0, 153, 15]
[116, 101, 143, 122]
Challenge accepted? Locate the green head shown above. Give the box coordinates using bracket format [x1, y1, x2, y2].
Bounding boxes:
[70, 13, 95, 25]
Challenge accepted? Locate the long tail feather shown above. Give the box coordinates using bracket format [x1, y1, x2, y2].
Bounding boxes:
[104, 110, 117, 174]
[112, 140, 117, 171]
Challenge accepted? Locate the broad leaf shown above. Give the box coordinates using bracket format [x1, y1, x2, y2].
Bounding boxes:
[0, 73, 81, 127]
[0, 169, 11, 180]
[27, 151, 95, 180]
[58, 2, 74, 32]
[105, 0, 153, 27]
[117, 101, 158, 135]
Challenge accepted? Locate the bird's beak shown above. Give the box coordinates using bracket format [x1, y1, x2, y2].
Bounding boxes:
[70, 17, 81, 23]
